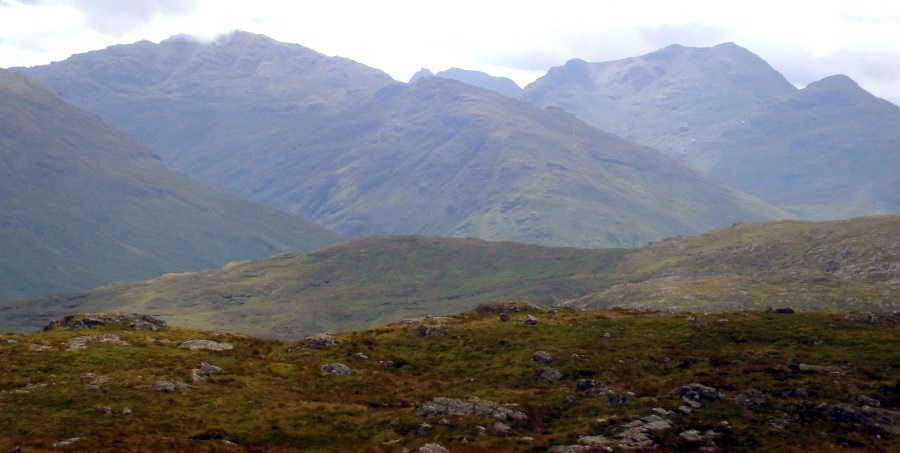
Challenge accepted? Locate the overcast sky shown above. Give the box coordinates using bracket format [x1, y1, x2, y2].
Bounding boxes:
[2, 0, 900, 104]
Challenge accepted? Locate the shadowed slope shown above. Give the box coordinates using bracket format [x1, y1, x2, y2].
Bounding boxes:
[0, 69, 340, 301]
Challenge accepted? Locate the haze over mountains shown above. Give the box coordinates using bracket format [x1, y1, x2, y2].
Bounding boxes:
[0, 68, 340, 301]
[520, 43, 900, 219]
[14, 31, 791, 248]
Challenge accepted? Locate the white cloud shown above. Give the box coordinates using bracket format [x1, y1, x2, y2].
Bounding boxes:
[1, 0, 899, 104]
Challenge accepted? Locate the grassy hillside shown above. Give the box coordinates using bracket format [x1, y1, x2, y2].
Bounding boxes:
[0, 69, 340, 301]
[0, 308, 896, 451]
[15, 32, 791, 249]
[4, 216, 896, 339]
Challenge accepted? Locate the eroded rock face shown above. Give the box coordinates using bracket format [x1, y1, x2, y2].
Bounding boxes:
[416, 397, 527, 421]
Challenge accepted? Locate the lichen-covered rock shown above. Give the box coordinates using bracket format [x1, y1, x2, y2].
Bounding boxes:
[321, 362, 355, 376]
[44, 313, 167, 331]
[416, 397, 527, 421]
[180, 339, 233, 351]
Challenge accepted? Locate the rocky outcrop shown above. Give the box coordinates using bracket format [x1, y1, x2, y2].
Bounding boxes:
[44, 313, 167, 331]
[416, 397, 527, 422]
[675, 383, 723, 414]
[303, 333, 337, 349]
[66, 333, 129, 351]
[180, 339, 234, 351]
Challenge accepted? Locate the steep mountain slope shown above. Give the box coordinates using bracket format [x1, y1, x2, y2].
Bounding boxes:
[13, 32, 790, 248]
[694, 75, 900, 219]
[0, 69, 340, 301]
[520, 43, 900, 219]
[204, 77, 788, 247]
[14, 30, 398, 172]
[520, 43, 796, 158]
[3, 216, 895, 339]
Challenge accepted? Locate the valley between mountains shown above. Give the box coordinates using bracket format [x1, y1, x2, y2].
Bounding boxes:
[1, 30, 898, 452]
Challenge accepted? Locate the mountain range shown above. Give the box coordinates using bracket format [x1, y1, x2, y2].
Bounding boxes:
[0, 68, 340, 301]
[4, 215, 895, 339]
[12, 31, 791, 249]
[519, 43, 900, 219]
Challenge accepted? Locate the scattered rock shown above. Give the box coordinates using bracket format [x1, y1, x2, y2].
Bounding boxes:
[304, 333, 337, 349]
[416, 397, 527, 421]
[679, 429, 719, 443]
[787, 357, 802, 370]
[573, 379, 627, 408]
[28, 343, 53, 352]
[532, 350, 553, 363]
[492, 421, 511, 435]
[564, 395, 578, 405]
[774, 307, 795, 314]
[499, 313, 511, 322]
[67, 333, 129, 351]
[523, 315, 538, 325]
[44, 313, 166, 331]
[676, 383, 723, 409]
[155, 380, 176, 392]
[321, 363, 355, 376]
[0, 338, 18, 345]
[353, 352, 369, 361]
[578, 435, 610, 446]
[735, 389, 767, 408]
[418, 443, 449, 453]
[829, 403, 900, 437]
[548, 446, 590, 453]
[192, 362, 223, 383]
[180, 339, 233, 352]
[857, 395, 881, 407]
[536, 366, 563, 385]
[416, 423, 432, 436]
[98, 406, 132, 416]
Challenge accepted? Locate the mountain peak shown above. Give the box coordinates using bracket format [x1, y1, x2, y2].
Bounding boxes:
[408, 68, 435, 83]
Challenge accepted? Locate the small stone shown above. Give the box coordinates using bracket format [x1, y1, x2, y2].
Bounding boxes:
[679, 429, 704, 442]
[523, 314, 538, 325]
[416, 423, 432, 436]
[536, 367, 563, 385]
[857, 395, 881, 407]
[678, 405, 693, 415]
[787, 357, 801, 371]
[492, 421, 511, 435]
[735, 389, 767, 408]
[321, 362, 355, 376]
[532, 350, 553, 363]
[196, 362, 223, 376]
[564, 395, 578, 405]
[353, 352, 369, 361]
[499, 313, 511, 322]
[651, 407, 673, 417]
[155, 380, 176, 392]
[418, 443, 449, 453]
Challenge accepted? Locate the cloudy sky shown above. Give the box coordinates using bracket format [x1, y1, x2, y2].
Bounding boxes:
[2, 0, 900, 104]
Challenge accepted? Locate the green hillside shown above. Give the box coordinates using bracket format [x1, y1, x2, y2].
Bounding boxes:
[519, 43, 796, 158]
[0, 69, 340, 301]
[520, 43, 900, 219]
[694, 75, 900, 219]
[14, 32, 791, 248]
[4, 216, 895, 339]
[0, 309, 896, 451]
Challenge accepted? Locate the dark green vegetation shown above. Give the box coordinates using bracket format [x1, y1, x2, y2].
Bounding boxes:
[520, 43, 900, 219]
[0, 68, 340, 301]
[14, 31, 790, 248]
[4, 216, 896, 339]
[0, 308, 896, 451]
